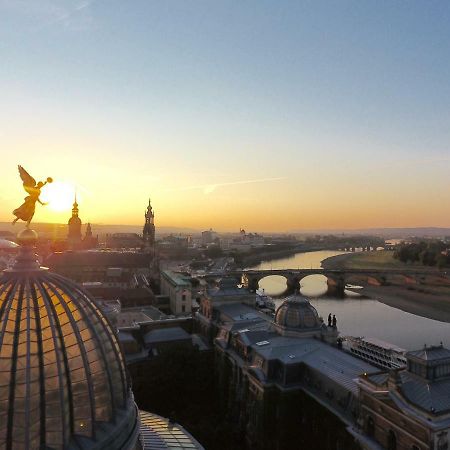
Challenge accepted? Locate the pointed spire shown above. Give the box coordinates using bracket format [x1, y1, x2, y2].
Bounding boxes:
[72, 191, 79, 216]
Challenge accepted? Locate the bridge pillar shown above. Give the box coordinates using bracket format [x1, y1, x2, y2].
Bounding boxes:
[241, 274, 260, 292]
[286, 276, 300, 294]
[327, 276, 346, 298]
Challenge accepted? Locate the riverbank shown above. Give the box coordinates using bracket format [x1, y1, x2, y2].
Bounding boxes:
[242, 245, 330, 267]
[321, 250, 440, 271]
[323, 251, 450, 323]
[350, 285, 450, 323]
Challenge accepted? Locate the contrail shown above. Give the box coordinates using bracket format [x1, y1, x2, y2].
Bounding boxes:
[168, 177, 286, 195]
[28, 0, 94, 31]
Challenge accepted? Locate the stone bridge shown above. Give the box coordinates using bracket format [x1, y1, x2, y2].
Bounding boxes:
[222, 268, 444, 297]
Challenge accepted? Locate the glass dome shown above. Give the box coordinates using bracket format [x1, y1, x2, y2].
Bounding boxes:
[275, 294, 322, 330]
[0, 230, 139, 450]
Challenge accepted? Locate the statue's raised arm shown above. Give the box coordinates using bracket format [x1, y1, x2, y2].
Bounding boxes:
[12, 165, 53, 227]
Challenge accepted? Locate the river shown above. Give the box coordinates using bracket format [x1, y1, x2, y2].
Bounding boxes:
[248, 250, 450, 350]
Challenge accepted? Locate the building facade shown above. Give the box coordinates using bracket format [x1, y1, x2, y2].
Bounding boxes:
[358, 345, 450, 450]
[160, 270, 193, 315]
[196, 292, 377, 449]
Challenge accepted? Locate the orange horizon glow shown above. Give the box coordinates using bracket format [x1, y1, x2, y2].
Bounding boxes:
[2, 158, 449, 233]
[1, 3, 450, 233]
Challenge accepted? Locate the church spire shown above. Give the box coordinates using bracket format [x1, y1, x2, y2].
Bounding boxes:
[143, 198, 155, 252]
[72, 192, 79, 216]
[68, 191, 82, 247]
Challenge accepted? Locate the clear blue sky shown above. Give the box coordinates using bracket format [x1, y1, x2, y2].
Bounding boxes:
[1, 1, 449, 230]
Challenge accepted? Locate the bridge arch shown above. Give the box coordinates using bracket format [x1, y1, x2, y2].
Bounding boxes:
[256, 274, 290, 296]
[298, 274, 329, 297]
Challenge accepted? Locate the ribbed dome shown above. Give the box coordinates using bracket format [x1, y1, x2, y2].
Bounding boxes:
[0, 230, 139, 450]
[275, 294, 322, 330]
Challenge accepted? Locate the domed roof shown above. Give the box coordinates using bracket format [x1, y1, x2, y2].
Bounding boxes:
[0, 238, 19, 250]
[68, 216, 82, 225]
[0, 230, 139, 450]
[274, 293, 322, 330]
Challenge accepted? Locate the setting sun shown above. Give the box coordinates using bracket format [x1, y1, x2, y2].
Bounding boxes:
[40, 181, 76, 212]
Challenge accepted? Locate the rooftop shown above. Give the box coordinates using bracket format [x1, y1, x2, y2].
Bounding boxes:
[250, 337, 378, 394]
[46, 251, 153, 268]
[161, 270, 191, 287]
[215, 303, 269, 323]
[407, 345, 450, 362]
[398, 371, 450, 415]
[143, 327, 191, 345]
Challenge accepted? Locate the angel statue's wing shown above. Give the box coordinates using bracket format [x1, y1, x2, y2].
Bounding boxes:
[18, 165, 36, 188]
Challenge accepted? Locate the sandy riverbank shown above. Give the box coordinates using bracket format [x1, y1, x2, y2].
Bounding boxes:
[350, 285, 450, 323]
[323, 252, 450, 323]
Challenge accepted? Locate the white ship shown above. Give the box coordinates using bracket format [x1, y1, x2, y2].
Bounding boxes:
[342, 336, 407, 370]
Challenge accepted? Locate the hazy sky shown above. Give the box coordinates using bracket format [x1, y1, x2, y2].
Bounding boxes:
[1, 1, 449, 231]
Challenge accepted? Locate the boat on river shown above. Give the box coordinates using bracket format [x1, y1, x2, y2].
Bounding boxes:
[342, 336, 407, 370]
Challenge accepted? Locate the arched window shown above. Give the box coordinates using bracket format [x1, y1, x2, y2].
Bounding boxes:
[388, 430, 397, 450]
[366, 416, 375, 437]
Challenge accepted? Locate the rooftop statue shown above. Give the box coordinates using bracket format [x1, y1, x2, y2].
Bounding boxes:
[12, 165, 53, 227]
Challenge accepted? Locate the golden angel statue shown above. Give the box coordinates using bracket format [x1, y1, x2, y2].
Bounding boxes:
[12, 165, 53, 227]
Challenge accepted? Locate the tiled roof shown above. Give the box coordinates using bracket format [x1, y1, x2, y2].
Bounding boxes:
[399, 371, 450, 414]
[216, 303, 268, 322]
[143, 327, 191, 344]
[407, 346, 450, 362]
[251, 337, 378, 394]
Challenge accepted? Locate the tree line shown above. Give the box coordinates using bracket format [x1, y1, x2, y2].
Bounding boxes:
[394, 240, 450, 268]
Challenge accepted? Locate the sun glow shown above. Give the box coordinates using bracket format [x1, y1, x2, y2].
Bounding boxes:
[40, 181, 76, 212]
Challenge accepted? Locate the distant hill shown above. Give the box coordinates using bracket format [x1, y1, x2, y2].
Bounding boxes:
[289, 227, 450, 238]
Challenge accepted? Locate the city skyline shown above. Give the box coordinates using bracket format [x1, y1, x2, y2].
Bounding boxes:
[1, 1, 450, 230]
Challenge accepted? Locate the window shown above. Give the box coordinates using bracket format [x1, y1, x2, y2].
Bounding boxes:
[388, 430, 397, 450]
[366, 416, 375, 437]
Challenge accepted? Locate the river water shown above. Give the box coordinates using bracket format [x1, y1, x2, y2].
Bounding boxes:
[248, 251, 450, 350]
